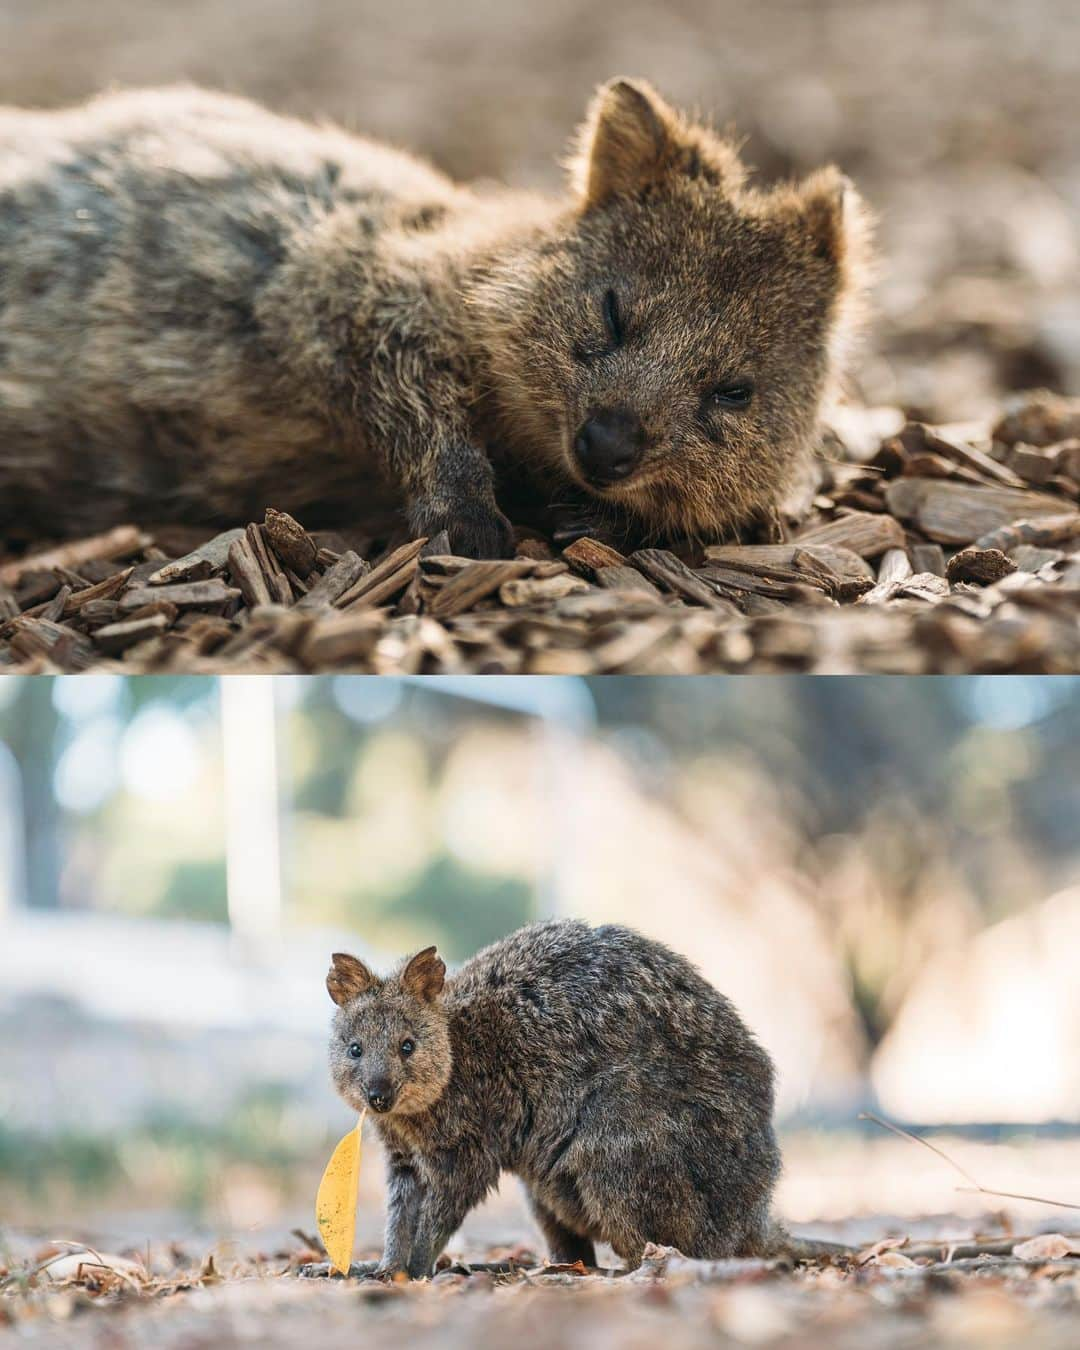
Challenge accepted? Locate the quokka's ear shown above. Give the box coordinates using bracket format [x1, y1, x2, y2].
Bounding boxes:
[783, 167, 875, 402]
[573, 79, 673, 209]
[570, 77, 746, 211]
[327, 952, 379, 1006]
[794, 167, 873, 273]
[400, 946, 446, 1002]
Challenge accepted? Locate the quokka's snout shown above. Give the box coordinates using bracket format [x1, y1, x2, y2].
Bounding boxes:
[572, 407, 647, 485]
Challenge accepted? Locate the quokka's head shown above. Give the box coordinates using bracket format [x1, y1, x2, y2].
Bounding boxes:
[326, 946, 452, 1118]
[470, 78, 874, 541]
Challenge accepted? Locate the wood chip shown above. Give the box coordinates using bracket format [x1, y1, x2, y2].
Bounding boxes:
[630, 549, 734, 610]
[974, 512, 1080, 552]
[245, 522, 292, 604]
[704, 543, 873, 582]
[299, 613, 383, 667]
[60, 567, 135, 616]
[428, 560, 532, 618]
[0, 525, 150, 586]
[295, 551, 370, 610]
[946, 547, 1018, 585]
[793, 511, 906, 558]
[338, 538, 427, 610]
[264, 508, 318, 578]
[117, 579, 240, 613]
[228, 536, 273, 609]
[562, 537, 629, 576]
[887, 479, 1068, 544]
[896, 422, 1027, 487]
[910, 542, 947, 576]
[8, 616, 96, 669]
[595, 565, 663, 599]
[877, 548, 913, 586]
[499, 574, 590, 607]
[93, 613, 172, 654]
[993, 391, 1080, 448]
[147, 528, 244, 584]
[37, 585, 72, 622]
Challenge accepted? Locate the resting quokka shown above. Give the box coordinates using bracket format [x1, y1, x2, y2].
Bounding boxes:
[0, 80, 871, 556]
[325, 920, 782, 1276]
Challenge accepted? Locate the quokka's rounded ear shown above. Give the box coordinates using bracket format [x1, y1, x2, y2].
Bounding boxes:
[570, 78, 676, 210]
[400, 945, 446, 1002]
[794, 167, 873, 272]
[569, 77, 747, 211]
[326, 952, 379, 1006]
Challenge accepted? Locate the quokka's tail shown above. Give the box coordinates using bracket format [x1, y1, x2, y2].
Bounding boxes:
[765, 1220, 855, 1264]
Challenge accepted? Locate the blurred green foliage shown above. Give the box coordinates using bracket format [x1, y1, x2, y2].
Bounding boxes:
[377, 855, 533, 961]
[0, 1085, 308, 1215]
[157, 860, 229, 924]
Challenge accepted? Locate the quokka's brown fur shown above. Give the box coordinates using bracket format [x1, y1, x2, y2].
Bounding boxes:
[0, 80, 872, 556]
[325, 921, 782, 1277]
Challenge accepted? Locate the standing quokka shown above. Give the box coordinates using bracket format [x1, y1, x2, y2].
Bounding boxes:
[325, 920, 781, 1276]
[0, 80, 871, 556]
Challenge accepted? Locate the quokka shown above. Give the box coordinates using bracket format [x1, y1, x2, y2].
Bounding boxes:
[0, 80, 871, 556]
[325, 920, 782, 1276]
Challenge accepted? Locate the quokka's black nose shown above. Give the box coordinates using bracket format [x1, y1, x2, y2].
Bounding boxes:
[573, 409, 644, 485]
[367, 1084, 393, 1112]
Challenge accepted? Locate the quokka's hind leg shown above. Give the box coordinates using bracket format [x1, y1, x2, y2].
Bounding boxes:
[611, 1240, 646, 1271]
[524, 1187, 597, 1267]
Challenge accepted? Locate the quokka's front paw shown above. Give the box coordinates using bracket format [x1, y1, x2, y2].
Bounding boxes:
[410, 498, 515, 560]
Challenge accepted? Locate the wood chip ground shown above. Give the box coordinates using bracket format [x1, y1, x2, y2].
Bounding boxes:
[2, 391, 1079, 674]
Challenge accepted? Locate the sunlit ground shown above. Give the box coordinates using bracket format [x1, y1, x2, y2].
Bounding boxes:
[4, 1131, 1079, 1262]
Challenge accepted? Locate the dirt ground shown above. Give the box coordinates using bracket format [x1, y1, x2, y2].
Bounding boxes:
[5, 1134, 1080, 1348]
[5, 1224, 1080, 1350]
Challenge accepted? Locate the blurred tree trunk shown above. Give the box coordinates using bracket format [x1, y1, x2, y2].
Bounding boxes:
[7, 681, 62, 908]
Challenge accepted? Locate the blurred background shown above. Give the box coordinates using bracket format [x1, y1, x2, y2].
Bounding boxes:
[2, 0, 1079, 421]
[1, 675, 1079, 1252]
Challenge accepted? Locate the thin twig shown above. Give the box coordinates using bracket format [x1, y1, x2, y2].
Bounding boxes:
[859, 1111, 1080, 1213]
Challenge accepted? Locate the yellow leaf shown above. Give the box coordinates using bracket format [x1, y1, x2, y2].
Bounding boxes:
[316, 1112, 366, 1275]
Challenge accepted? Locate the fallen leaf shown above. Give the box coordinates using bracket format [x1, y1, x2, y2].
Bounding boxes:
[874, 1250, 918, 1268]
[316, 1112, 366, 1275]
[856, 1236, 908, 1265]
[1012, 1234, 1079, 1261]
[542, 1260, 588, 1275]
[44, 1249, 146, 1289]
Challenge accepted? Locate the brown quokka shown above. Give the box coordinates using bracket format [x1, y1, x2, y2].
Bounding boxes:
[325, 920, 781, 1276]
[1, 80, 871, 557]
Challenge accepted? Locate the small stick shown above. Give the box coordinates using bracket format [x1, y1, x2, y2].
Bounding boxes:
[0, 526, 149, 586]
[859, 1111, 1080, 1212]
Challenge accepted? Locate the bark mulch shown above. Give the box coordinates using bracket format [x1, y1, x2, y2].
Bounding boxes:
[2, 390, 1079, 675]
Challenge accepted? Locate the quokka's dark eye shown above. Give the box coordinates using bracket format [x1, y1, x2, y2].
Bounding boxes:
[711, 381, 754, 409]
[400, 1038, 416, 1057]
[602, 289, 623, 348]
[348, 1042, 362, 1060]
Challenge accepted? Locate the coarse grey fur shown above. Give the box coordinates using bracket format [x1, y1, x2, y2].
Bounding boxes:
[326, 920, 781, 1277]
[0, 81, 870, 555]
